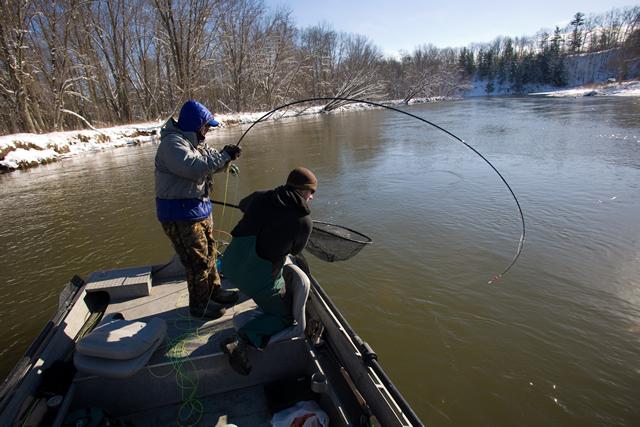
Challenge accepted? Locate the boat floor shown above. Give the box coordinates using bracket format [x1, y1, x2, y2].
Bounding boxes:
[104, 277, 256, 365]
[73, 276, 318, 425]
[124, 384, 272, 426]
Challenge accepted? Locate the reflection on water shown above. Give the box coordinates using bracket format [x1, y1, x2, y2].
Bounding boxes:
[1, 97, 640, 426]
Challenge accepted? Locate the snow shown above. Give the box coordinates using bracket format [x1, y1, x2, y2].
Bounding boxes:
[1, 83, 638, 174]
[529, 80, 640, 97]
[464, 79, 640, 98]
[0, 124, 161, 172]
[1, 147, 59, 170]
[0, 98, 448, 173]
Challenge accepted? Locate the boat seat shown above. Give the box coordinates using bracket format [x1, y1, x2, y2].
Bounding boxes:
[233, 262, 310, 346]
[74, 314, 167, 378]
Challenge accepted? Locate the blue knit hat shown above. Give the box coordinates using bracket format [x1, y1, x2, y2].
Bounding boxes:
[177, 100, 219, 132]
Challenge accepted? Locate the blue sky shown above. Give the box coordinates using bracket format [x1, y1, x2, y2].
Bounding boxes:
[264, 0, 636, 57]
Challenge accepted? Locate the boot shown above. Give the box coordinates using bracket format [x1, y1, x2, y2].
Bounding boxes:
[220, 336, 251, 376]
[210, 287, 239, 304]
[189, 302, 226, 319]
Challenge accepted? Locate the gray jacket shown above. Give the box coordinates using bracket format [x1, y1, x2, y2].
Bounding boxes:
[155, 118, 230, 199]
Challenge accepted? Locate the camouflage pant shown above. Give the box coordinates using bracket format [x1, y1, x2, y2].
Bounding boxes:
[161, 217, 221, 310]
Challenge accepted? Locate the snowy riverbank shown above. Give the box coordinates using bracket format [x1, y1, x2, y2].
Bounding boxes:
[0, 104, 322, 172]
[0, 97, 448, 173]
[528, 79, 640, 97]
[1, 82, 638, 173]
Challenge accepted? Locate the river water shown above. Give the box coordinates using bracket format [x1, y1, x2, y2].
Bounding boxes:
[1, 97, 639, 426]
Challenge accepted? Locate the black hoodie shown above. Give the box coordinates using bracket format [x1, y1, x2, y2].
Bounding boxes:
[231, 186, 312, 269]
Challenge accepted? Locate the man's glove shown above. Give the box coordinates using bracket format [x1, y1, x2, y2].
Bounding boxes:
[222, 145, 242, 161]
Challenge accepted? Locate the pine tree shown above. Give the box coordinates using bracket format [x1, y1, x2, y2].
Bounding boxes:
[498, 38, 514, 84]
[550, 26, 567, 85]
[458, 47, 475, 77]
[551, 26, 563, 55]
[569, 12, 585, 53]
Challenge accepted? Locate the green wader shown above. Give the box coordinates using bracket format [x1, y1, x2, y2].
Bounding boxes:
[221, 235, 292, 348]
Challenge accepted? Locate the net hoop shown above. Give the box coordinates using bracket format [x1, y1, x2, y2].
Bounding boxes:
[311, 221, 372, 245]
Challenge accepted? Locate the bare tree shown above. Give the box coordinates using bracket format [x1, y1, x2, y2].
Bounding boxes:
[0, 0, 38, 133]
[251, 8, 300, 108]
[378, 57, 404, 100]
[400, 45, 439, 104]
[398, 45, 464, 104]
[126, 1, 164, 119]
[152, 0, 219, 103]
[615, 6, 640, 79]
[298, 24, 338, 99]
[29, 0, 91, 130]
[323, 33, 384, 111]
[217, 0, 263, 112]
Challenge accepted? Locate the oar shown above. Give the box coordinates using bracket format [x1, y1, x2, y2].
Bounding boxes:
[211, 199, 371, 262]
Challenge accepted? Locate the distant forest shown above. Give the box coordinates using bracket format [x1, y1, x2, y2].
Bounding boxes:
[0, 0, 638, 135]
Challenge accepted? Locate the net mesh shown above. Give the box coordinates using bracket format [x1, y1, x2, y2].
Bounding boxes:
[305, 221, 372, 262]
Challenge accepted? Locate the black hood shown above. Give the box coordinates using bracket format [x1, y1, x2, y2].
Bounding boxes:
[269, 185, 310, 215]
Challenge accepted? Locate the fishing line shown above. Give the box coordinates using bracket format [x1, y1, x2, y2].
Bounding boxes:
[233, 97, 525, 283]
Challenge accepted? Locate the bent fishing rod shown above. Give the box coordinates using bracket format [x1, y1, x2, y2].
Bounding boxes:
[232, 97, 525, 284]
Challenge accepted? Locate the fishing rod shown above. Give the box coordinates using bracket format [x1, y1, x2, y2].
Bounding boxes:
[212, 199, 240, 210]
[233, 97, 525, 283]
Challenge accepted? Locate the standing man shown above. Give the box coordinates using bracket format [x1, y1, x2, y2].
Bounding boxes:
[221, 167, 317, 375]
[155, 100, 241, 319]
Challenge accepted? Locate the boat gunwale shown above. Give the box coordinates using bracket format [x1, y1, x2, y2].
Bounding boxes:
[306, 270, 423, 426]
[0, 276, 87, 417]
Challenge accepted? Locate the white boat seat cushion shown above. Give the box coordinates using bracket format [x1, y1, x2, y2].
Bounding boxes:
[73, 335, 164, 378]
[76, 317, 167, 360]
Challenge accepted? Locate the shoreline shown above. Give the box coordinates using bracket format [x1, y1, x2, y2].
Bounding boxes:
[1, 80, 638, 174]
[527, 79, 640, 97]
[0, 96, 453, 174]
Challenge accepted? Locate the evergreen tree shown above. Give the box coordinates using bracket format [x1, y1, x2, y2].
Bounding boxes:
[498, 38, 514, 84]
[458, 47, 476, 76]
[569, 12, 585, 53]
[550, 26, 563, 55]
[477, 47, 496, 80]
[550, 27, 567, 85]
[536, 32, 551, 82]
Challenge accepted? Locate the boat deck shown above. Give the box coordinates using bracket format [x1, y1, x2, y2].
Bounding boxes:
[1, 261, 419, 426]
[105, 277, 255, 365]
[122, 384, 272, 427]
[70, 273, 320, 426]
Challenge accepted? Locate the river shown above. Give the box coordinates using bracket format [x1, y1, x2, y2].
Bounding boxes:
[1, 97, 639, 426]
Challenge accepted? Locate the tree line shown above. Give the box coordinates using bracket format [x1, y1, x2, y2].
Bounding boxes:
[0, 0, 638, 135]
[457, 8, 640, 93]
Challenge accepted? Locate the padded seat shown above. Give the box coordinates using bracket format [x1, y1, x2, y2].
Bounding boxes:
[76, 317, 166, 360]
[74, 316, 167, 378]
